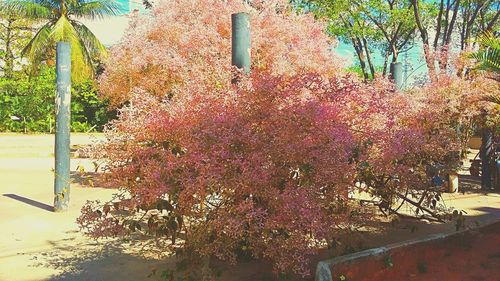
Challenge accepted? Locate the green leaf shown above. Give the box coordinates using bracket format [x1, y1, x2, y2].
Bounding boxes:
[469, 31, 500, 73]
[69, 0, 123, 19]
[0, 0, 52, 19]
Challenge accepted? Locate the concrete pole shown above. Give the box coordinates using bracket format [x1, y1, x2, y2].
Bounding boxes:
[231, 12, 250, 82]
[390, 62, 403, 90]
[54, 42, 71, 212]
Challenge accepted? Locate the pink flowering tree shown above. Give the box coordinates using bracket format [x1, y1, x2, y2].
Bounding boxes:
[324, 76, 464, 221]
[77, 0, 491, 278]
[81, 71, 365, 277]
[98, 0, 343, 106]
[80, 73, 467, 277]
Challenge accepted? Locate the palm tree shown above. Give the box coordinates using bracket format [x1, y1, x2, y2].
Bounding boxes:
[470, 31, 500, 74]
[0, 0, 122, 81]
[469, 31, 500, 104]
[469, 31, 499, 190]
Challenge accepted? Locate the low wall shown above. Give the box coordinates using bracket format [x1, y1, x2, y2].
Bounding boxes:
[315, 218, 500, 281]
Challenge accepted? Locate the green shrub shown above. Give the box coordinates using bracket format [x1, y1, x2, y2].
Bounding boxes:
[0, 67, 114, 133]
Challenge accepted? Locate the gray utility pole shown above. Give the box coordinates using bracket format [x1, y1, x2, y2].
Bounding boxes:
[54, 42, 71, 212]
[231, 12, 250, 83]
[390, 62, 403, 90]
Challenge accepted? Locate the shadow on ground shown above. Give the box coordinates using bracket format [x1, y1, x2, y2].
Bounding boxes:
[459, 174, 500, 194]
[70, 171, 108, 188]
[3, 194, 53, 212]
[33, 238, 171, 281]
[34, 236, 277, 281]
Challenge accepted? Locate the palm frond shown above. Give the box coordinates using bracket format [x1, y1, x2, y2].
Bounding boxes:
[469, 31, 500, 73]
[476, 31, 500, 50]
[71, 23, 98, 79]
[470, 48, 500, 73]
[22, 22, 54, 60]
[50, 15, 93, 81]
[70, 40, 94, 83]
[11, 0, 111, 81]
[483, 94, 500, 105]
[72, 20, 107, 58]
[69, 0, 123, 19]
[0, 0, 53, 19]
[50, 14, 78, 42]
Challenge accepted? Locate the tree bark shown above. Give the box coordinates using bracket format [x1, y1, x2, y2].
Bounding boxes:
[411, 0, 436, 81]
[382, 49, 391, 77]
[352, 37, 369, 81]
[434, 0, 445, 49]
[460, 6, 469, 50]
[362, 37, 375, 79]
[481, 128, 493, 189]
[4, 28, 14, 78]
[444, 0, 460, 46]
[1, 18, 15, 78]
[485, 9, 500, 31]
[391, 44, 399, 63]
[441, 0, 451, 46]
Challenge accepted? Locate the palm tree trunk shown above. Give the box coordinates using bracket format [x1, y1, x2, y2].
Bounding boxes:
[481, 128, 493, 189]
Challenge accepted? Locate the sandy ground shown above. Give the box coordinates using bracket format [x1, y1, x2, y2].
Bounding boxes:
[0, 133, 499, 281]
[0, 134, 168, 281]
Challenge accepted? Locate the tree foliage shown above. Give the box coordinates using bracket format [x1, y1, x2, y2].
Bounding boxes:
[411, 0, 499, 81]
[0, 66, 113, 132]
[74, 0, 500, 278]
[470, 31, 500, 74]
[98, 0, 344, 106]
[307, 0, 419, 79]
[306, 0, 379, 80]
[0, 0, 121, 81]
[0, 13, 34, 77]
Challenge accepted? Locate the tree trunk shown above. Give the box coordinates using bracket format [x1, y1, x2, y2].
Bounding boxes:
[352, 37, 369, 81]
[3, 18, 15, 78]
[444, 0, 460, 46]
[382, 49, 391, 77]
[4, 42, 14, 78]
[485, 10, 500, 31]
[481, 128, 493, 190]
[362, 37, 375, 79]
[411, 0, 436, 82]
[433, 0, 445, 49]
[391, 44, 398, 63]
[460, 7, 469, 50]
[441, 0, 450, 46]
